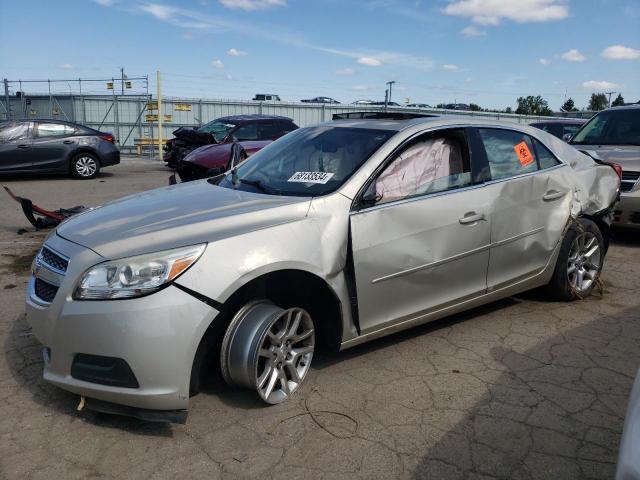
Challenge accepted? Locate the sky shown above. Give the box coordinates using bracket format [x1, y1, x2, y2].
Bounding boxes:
[1, 0, 639, 110]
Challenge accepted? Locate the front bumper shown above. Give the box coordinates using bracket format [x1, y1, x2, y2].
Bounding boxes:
[614, 192, 640, 228]
[25, 234, 218, 412]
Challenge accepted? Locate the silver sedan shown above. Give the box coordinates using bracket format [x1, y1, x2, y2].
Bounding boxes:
[25, 116, 619, 421]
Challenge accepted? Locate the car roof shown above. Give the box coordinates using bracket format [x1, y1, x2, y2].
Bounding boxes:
[216, 114, 294, 123]
[14, 118, 97, 129]
[530, 118, 586, 124]
[606, 103, 640, 111]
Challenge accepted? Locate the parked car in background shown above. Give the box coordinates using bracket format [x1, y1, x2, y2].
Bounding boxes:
[617, 368, 640, 479]
[407, 103, 432, 109]
[164, 115, 297, 170]
[352, 100, 376, 105]
[26, 115, 618, 421]
[530, 118, 586, 140]
[176, 115, 298, 181]
[301, 97, 340, 104]
[569, 104, 640, 228]
[444, 103, 471, 111]
[0, 119, 119, 179]
[252, 94, 281, 102]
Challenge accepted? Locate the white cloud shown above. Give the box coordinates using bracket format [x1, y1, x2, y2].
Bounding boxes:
[350, 85, 372, 91]
[140, 3, 175, 20]
[461, 25, 486, 37]
[219, 0, 286, 10]
[561, 49, 585, 62]
[601, 45, 640, 60]
[442, 64, 458, 70]
[357, 57, 382, 66]
[444, 0, 569, 26]
[211, 59, 225, 69]
[538, 58, 549, 65]
[583, 80, 620, 90]
[335, 68, 355, 76]
[227, 48, 248, 57]
[225, 73, 233, 80]
[93, 0, 116, 5]
[58, 63, 74, 70]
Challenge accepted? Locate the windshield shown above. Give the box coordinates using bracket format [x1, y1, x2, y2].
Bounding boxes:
[571, 109, 640, 146]
[197, 120, 236, 142]
[217, 126, 394, 196]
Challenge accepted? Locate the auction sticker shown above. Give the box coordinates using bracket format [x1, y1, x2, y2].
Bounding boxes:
[288, 171, 335, 184]
[514, 141, 535, 167]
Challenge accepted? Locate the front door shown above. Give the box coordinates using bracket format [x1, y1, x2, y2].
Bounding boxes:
[349, 128, 492, 334]
[0, 121, 33, 172]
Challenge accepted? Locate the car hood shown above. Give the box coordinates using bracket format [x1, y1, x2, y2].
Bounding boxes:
[57, 180, 311, 259]
[574, 145, 640, 170]
[186, 141, 271, 168]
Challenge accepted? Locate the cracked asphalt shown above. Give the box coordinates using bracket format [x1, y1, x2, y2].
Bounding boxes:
[1, 157, 639, 479]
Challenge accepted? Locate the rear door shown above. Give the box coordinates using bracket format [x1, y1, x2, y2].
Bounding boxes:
[0, 122, 33, 171]
[350, 127, 492, 334]
[30, 122, 78, 171]
[476, 127, 572, 291]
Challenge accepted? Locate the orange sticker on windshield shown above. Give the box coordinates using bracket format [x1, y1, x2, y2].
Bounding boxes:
[514, 141, 534, 167]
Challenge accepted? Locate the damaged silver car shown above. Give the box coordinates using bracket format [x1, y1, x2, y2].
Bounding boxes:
[25, 116, 620, 421]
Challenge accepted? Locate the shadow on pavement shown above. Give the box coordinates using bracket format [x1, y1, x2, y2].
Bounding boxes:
[411, 303, 640, 480]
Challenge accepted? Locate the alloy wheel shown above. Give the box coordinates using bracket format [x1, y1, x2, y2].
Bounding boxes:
[567, 231, 601, 294]
[75, 156, 97, 177]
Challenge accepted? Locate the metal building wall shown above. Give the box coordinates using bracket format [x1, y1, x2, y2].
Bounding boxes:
[3, 94, 572, 152]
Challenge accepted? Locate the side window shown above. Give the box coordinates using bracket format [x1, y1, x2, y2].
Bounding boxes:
[372, 129, 472, 205]
[257, 123, 284, 140]
[37, 123, 75, 137]
[233, 123, 258, 141]
[533, 138, 561, 169]
[0, 122, 30, 141]
[479, 128, 538, 181]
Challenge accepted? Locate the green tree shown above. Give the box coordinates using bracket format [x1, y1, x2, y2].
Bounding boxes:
[515, 95, 552, 116]
[611, 93, 625, 107]
[469, 103, 482, 111]
[505, 106, 513, 114]
[588, 93, 608, 111]
[560, 98, 578, 112]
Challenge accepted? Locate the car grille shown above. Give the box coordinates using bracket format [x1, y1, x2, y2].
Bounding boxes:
[35, 278, 59, 303]
[41, 247, 68, 272]
[621, 171, 640, 193]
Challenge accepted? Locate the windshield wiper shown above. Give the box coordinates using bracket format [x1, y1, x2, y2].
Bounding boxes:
[238, 178, 281, 195]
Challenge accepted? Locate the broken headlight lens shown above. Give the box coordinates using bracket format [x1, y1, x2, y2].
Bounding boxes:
[73, 244, 206, 300]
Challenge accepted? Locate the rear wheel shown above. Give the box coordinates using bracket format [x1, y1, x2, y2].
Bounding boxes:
[220, 300, 315, 404]
[71, 153, 100, 179]
[547, 218, 604, 300]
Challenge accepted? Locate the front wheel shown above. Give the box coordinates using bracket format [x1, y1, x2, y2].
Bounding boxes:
[71, 153, 100, 179]
[220, 301, 315, 404]
[547, 218, 604, 301]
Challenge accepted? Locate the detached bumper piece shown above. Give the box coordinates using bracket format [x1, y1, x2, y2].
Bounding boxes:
[176, 162, 210, 182]
[71, 353, 140, 389]
[84, 397, 188, 424]
[4, 186, 85, 229]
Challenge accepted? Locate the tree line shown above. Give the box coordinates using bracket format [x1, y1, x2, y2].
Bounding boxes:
[457, 93, 629, 116]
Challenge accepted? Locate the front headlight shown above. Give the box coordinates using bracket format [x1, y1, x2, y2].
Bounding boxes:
[73, 244, 206, 300]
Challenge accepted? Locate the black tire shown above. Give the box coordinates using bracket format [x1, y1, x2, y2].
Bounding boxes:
[547, 218, 604, 301]
[71, 153, 100, 179]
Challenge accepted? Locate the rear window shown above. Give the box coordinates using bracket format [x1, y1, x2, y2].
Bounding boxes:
[571, 109, 640, 146]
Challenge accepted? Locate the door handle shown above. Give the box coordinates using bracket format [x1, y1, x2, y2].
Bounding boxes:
[459, 212, 486, 225]
[17, 144, 29, 149]
[62, 140, 74, 144]
[542, 190, 566, 201]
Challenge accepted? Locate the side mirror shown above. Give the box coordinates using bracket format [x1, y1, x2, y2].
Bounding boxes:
[359, 191, 383, 208]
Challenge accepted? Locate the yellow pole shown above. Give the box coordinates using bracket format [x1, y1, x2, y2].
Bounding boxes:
[157, 70, 162, 161]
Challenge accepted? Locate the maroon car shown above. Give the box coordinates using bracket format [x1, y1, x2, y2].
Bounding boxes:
[175, 115, 298, 181]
